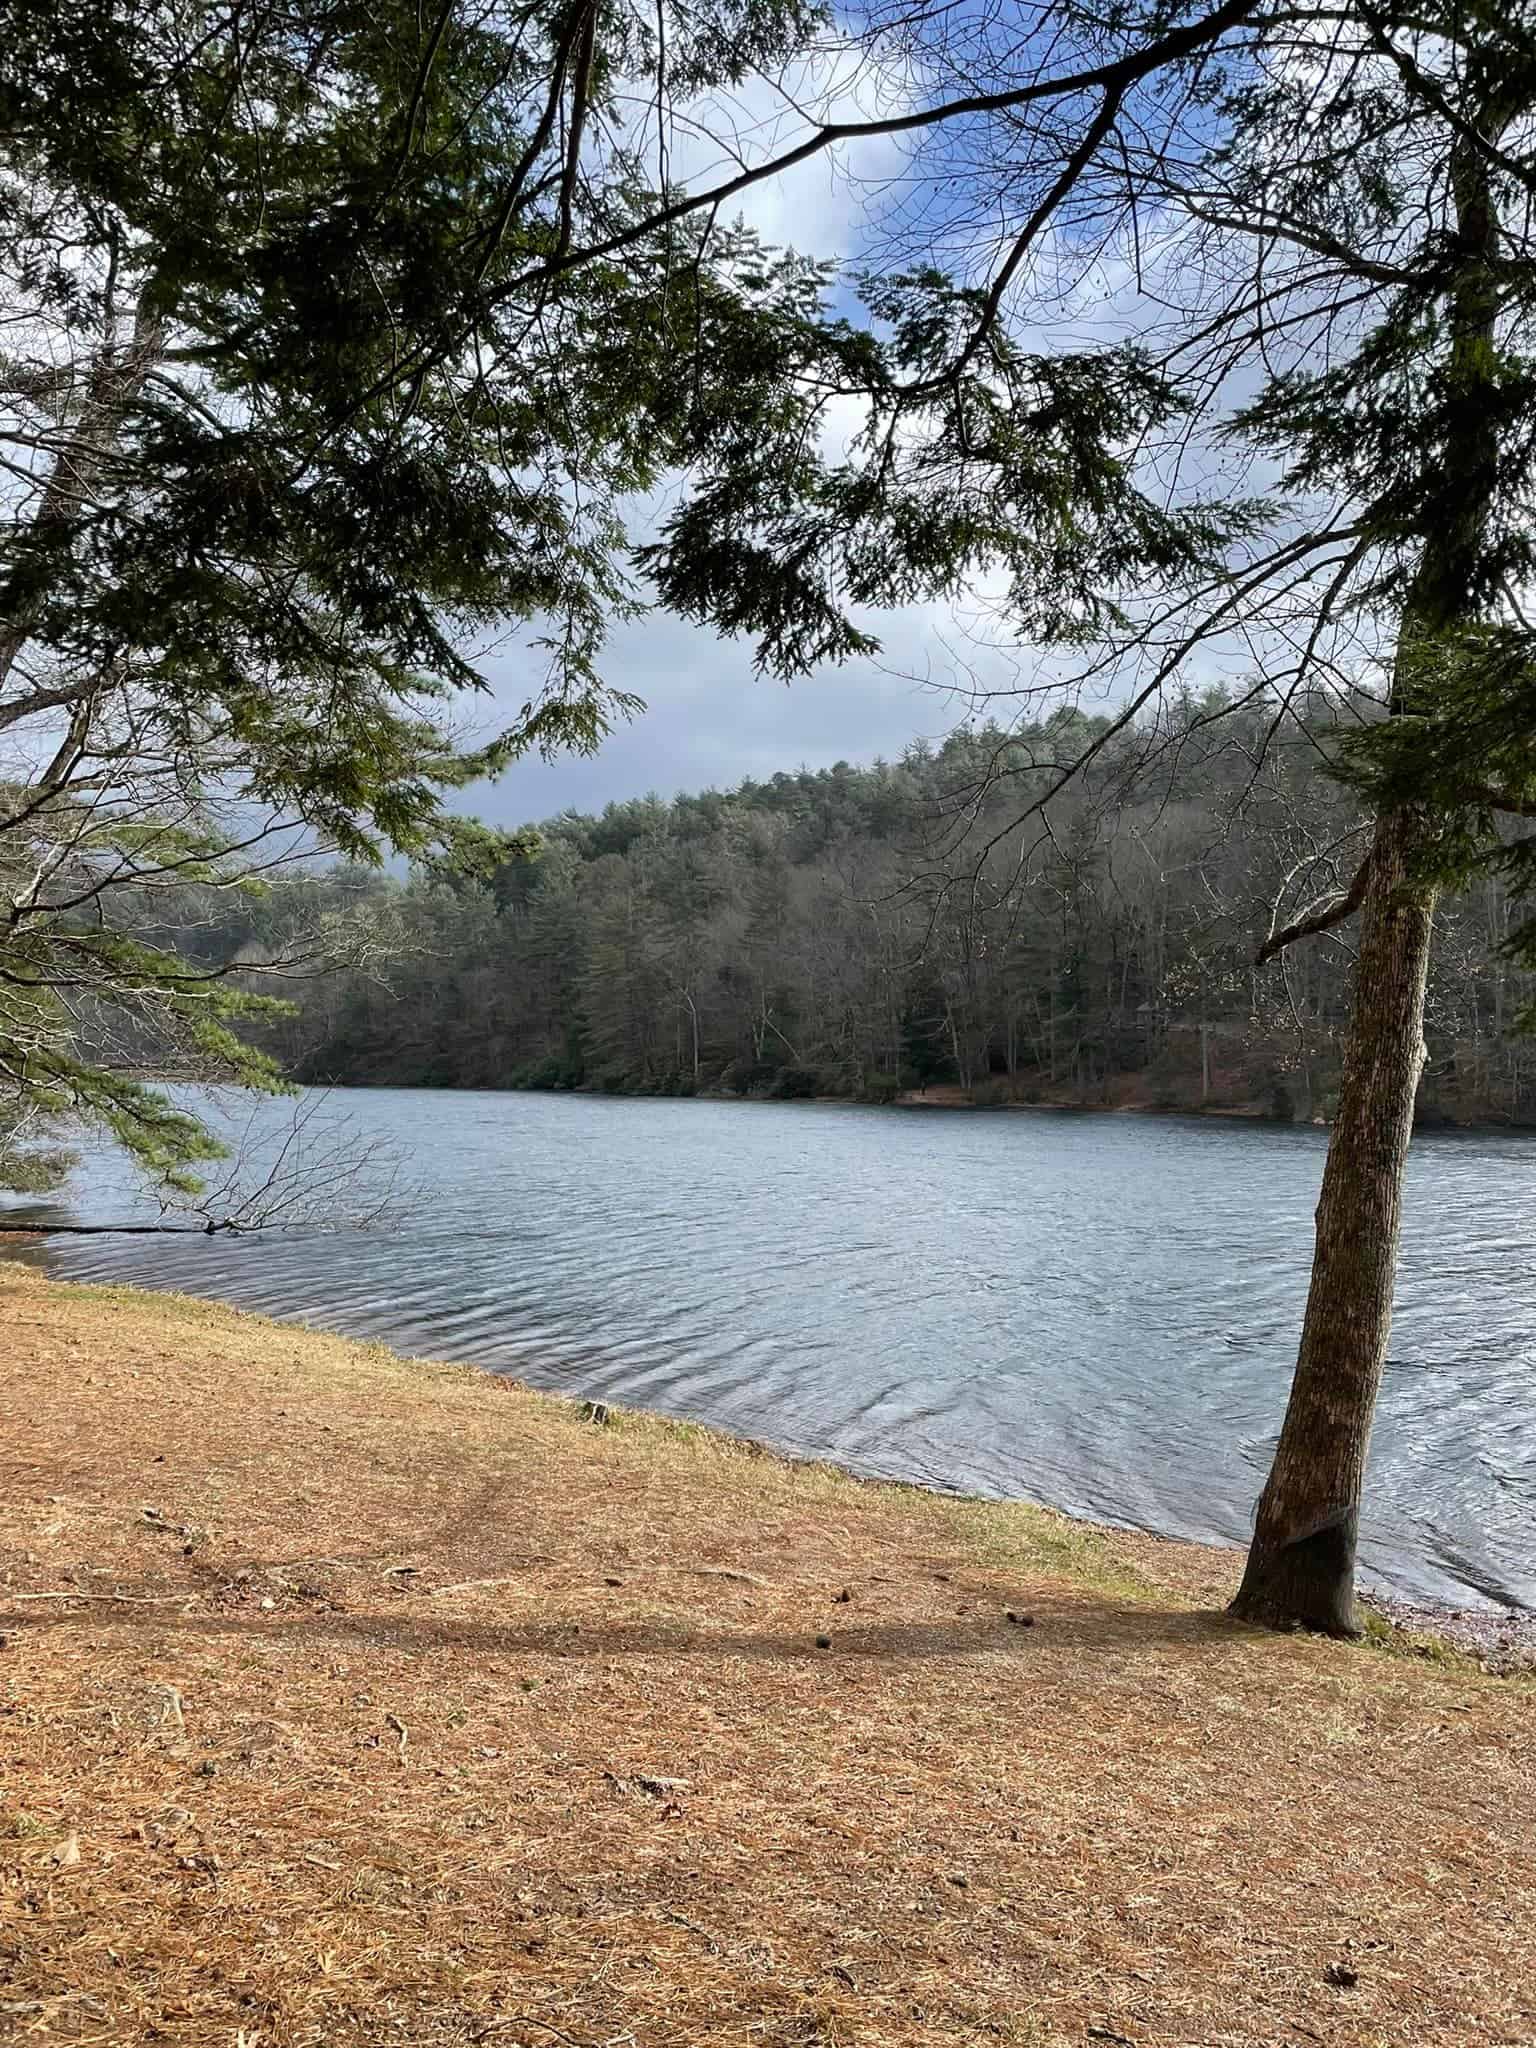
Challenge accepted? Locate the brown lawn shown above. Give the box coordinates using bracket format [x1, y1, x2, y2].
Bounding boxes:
[0, 1263, 1531, 2047]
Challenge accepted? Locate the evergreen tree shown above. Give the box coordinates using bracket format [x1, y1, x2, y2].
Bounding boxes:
[0, 0, 861, 1184]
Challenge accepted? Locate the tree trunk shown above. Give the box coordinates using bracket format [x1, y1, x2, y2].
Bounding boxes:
[1230, 807, 1435, 1634]
[1230, 56, 1511, 1635]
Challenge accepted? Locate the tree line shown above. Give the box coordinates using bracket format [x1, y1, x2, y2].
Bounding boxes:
[206, 696, 1536, 1125]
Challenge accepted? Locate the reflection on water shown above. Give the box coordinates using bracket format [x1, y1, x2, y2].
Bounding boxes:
[13, 1089, 1536, 1610]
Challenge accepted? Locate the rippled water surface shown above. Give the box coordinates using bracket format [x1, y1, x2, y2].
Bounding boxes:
[17, 1089, 1536, 1609]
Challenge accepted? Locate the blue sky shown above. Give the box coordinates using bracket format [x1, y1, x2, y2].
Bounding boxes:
[454, 8, 1182, 829]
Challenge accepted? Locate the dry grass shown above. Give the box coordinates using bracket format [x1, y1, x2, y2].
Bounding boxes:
[1, 1264, 1532, 2048]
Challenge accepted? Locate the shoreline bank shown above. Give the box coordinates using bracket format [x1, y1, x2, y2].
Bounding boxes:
[3, 1259, 1528, 1660]
[4, 1266, 1534, 2046]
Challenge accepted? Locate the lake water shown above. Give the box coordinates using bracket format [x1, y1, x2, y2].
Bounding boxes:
[12, 1089, 1536, 1611]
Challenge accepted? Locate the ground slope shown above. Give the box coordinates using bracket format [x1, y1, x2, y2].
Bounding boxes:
[0, 1265, 1531, 2047]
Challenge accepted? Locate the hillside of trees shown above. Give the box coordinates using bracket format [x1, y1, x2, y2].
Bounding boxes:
[201, 696, 1536, 1125]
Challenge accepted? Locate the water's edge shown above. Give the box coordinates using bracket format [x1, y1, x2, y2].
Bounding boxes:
[9, 1089, 1535, 1613]
[13, 1255, 1534, 1661]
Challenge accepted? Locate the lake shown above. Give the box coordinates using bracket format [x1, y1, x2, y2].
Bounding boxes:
[13, 1089, 1536, 1610]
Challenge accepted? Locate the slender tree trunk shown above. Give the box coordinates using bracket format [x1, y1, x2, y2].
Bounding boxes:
[1231, 61, 1510, 1636]
[1230, 808, 1435, 1634]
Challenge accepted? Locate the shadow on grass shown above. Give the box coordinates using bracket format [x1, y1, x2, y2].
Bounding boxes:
[1, 1589, 1245, 1663]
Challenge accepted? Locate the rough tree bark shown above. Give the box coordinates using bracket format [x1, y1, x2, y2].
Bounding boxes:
[1230, 807, 1435, 1633]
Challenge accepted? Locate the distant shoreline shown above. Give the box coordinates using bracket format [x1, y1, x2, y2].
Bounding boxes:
[283, 1071, 1536, 1135]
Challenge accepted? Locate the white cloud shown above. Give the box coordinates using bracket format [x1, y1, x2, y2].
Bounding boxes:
[657, 33, 917, 261]
[453, 35, 1189, 821]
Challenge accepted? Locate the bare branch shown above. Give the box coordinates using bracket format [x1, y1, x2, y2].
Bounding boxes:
[1256, 851, 1373, 964]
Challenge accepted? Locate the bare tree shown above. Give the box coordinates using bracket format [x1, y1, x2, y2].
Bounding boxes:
[0, 1087, 414, 1236]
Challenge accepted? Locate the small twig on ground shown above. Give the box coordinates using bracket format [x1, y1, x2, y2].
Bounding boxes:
[259, 1554, 417, 1573]
[471, 2018, 628, 2046]
[6, 1590, 194, 1605]
[663, 1908, 722, 1953]
[620, 1565, 764, 1587]
[427, 1562, 553, 1596]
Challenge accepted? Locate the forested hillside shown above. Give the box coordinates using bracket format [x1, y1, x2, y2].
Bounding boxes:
[209, 698, 1536, 1123]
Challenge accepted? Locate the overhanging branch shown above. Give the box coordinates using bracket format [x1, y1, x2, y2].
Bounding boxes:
[1256, 851, 1373, 964]
[1465, 782, 1536, 819]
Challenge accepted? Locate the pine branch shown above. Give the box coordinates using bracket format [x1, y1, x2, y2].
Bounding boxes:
[1464, 783, 1536, 819]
